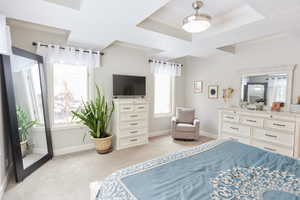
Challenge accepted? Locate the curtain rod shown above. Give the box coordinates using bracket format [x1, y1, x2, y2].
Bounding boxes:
[32, 42, 104, 56]
[148, 59, 183, 67]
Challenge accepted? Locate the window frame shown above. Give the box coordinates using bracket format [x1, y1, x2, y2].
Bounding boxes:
[47, 63, 94, 129]
[153, 74, 175, 118]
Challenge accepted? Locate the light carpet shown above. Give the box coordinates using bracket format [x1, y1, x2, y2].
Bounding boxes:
[3, 135, 213, 200]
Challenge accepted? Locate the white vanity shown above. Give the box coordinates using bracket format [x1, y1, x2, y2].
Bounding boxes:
[218, 65, 300, 158]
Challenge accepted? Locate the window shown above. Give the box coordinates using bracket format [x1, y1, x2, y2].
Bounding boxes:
[52, 63, 90, 125]
[154, 74, 174, 116]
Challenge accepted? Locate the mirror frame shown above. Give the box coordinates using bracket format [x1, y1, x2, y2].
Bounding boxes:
[0, 47, 53, 182]
[239, 65, 296, 111]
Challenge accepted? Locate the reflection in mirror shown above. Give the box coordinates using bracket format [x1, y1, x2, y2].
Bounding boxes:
[241, 74, 288, 108]
[11, 54, 48, 169]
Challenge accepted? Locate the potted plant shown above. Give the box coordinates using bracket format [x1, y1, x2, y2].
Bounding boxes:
[16, 106, 38, 157]
[72, 85, 114, 154]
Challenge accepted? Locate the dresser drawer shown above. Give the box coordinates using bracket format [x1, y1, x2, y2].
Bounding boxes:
[253, 128, 294, 147]
[120, 104, 134, 113]
[222, 122, 251, 137]
[120, 120, 147, 130]
[223, 114, 239, 123]
[222, 133, 250, 145]
[252, 139, 293, 157]
[119, 135, 146, 149]
[120, 112, 147, 122]
[119, 128, 147, 137]
[264, 119, 295, 132]
[240, 116, 263, 127]
[134, 104, 148, 112]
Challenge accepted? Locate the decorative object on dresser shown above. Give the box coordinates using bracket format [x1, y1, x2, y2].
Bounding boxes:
[218, 108, 300, 158]
[271, 102, 283, 112]
[208, 85, 219, 99]
[194, 81, 203, 93]
[171, 107, 200, 140]
[112, 98, 149, 150]
[72, 85, 114, 154]
[298, 96, 300, 104]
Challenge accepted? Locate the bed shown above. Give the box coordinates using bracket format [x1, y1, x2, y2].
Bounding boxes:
[90, 139, 300, 200]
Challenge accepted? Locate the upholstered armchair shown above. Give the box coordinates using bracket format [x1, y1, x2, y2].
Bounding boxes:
[171, 108, 200, 140]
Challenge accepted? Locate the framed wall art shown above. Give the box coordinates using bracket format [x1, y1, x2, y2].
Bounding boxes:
[208, 85, 219, 99]
[194, 81, 203, 93]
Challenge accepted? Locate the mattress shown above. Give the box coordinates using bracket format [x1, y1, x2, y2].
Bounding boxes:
[91, 139, 300, 200]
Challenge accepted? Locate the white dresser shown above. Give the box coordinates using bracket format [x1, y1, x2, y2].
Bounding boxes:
[219, 108, 300, 158]
[112, 98, 149, 150]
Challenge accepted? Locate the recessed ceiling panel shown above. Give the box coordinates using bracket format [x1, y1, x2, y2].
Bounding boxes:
[150, 0, 246, 29]
[141, 0, 264, 42]
[44, 0, 83, 10]
[106, 40, 163, 56]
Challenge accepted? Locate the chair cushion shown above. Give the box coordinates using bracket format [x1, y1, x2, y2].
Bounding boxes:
[176, 123, 196, 132]
[176, 108, 195, 124]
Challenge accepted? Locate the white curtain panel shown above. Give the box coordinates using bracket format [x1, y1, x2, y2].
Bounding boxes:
[150, 60, 182, 77]
[10, 54, 37, 72]
[36, 43, 101, 68]
[269, 76, 287, 102]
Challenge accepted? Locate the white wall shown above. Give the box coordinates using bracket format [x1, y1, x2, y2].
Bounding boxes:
[98, 45, 186, 132]
[185, 35, 300, 137]
[8, 25, 185, 155]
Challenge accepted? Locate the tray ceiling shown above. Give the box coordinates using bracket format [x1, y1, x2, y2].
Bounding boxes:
[1, 0, 300, 59]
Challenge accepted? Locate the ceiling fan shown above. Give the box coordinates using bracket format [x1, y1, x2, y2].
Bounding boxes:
[182, 1, 212, 33]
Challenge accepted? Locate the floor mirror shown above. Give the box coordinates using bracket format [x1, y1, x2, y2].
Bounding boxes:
[0, 47, 53, 182]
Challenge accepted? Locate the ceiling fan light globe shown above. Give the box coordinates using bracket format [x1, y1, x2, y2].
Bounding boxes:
[182, 15, 211, 33]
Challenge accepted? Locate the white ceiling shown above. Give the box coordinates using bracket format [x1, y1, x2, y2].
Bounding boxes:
[1, 0, 300, 59]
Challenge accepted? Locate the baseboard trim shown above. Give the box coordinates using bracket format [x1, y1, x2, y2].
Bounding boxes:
[0, 165, 13, 200]
[54, 143, 94, 156]
[149, 129, 170, 138]
[51, 130, 215, 156]
[200, 130, 218, 139]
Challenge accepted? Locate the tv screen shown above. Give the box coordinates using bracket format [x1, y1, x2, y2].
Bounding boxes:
[113, 75, 146, 96]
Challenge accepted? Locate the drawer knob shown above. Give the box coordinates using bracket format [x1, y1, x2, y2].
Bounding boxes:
[230, 127, 239, 131]
[273, 123, 286, 127]
[264, 147, 276, 152]
[130, 131, 138, 134]
[130, 139, 138, 142]
[247, 120, 256, 123]
[226, 116, 234, 119]
[130, 123, 138, 126]
[123, 107, 131, 110]
[265, 134, 277, 138]
[130, 115, 138, 118]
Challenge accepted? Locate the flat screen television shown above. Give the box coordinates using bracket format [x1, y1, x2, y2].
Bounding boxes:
[113, 74, 146, 96]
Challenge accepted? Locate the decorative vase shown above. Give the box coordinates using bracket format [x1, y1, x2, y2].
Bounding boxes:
[20, 140, 28, 157]
[91, 135, 113, 154]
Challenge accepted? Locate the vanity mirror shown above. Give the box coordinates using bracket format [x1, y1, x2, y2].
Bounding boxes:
[239, 65, 295, 111]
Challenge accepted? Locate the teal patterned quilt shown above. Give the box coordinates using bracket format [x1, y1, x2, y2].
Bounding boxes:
[95, 140, 300, 200]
